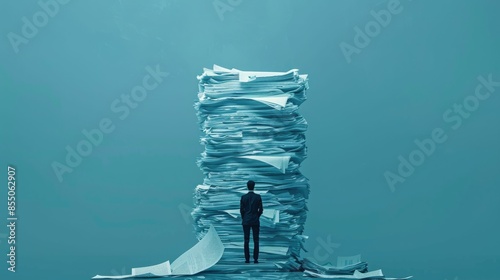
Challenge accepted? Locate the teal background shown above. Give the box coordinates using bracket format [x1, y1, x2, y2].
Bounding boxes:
[1, 0, 499, 279]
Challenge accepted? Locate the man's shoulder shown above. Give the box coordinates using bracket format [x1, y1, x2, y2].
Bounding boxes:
[242, 192, 260, 199]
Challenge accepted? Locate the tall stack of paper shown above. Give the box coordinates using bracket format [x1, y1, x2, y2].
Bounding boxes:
[191, 65, 310, 272]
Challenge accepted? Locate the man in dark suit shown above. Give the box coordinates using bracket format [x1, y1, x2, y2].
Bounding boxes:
[240, 180, 263, 263]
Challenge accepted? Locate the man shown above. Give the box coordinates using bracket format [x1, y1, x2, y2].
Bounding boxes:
[240, 180, 263, 263]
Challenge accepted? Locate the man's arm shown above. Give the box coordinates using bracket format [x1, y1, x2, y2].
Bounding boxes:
[240, 196, 245, 218]
[258, 195, 263, 217]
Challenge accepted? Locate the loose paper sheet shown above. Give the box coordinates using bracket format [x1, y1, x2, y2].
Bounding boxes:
[240, 155, 291, 173]
[92, 225, 224, 279]
[170, 225, 224, 275]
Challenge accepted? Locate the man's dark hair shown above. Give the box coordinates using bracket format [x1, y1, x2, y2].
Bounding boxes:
[247, 180, 255, 190]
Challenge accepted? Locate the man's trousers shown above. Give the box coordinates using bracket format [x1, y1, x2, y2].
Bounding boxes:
[243, 224, 260, 261]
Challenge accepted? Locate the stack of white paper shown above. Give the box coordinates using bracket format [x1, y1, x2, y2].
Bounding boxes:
[191, 65, 310, 272]
[301, 256, 412, 279]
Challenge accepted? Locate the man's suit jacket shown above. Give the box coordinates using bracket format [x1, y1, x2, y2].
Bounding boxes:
[240, 191, 263, 226]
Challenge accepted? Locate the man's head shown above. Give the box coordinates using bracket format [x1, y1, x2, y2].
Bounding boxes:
[247, 180, 255, 191]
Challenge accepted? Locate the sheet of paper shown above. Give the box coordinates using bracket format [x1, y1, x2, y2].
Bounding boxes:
[304, 269, 413, 279]
[304, 269, 383, 279]
[170, 225, 225, 275]
[131, 260, 171, 276]
[248, 94, 290, 109]
[206, 64, 300, 82]
[92, 274, 134, 279]
[92, 225, 223, 279]
[240, 155, 291, 173]
[337, 254, 362, 267]
[238, 69, 298, 82]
